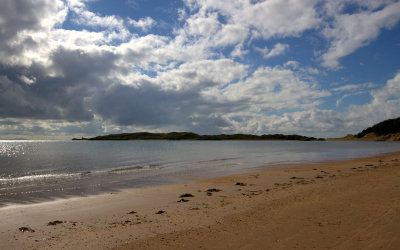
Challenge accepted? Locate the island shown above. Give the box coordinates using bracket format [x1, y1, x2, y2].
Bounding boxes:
[73, 132, 324, 141]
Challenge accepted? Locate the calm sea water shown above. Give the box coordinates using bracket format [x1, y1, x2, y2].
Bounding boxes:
[1, 140, 399, 206]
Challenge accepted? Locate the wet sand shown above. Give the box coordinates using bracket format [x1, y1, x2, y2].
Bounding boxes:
[1, 151, 400, 249]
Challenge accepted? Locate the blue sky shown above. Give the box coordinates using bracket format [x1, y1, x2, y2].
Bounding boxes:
[0, 0, 400, 139]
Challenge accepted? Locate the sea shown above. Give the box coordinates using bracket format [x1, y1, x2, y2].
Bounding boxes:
[1, 140, 399, 207]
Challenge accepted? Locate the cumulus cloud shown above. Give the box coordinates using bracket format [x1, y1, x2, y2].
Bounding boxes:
[177, 0, 319, 58]
[346, 72, 400, 125]
[202, 66, 329, 113]
[184, 12, 221, 37]
[0, 0, 399, 139]
[184, 0, 320, 39]
[66, 0, 131, 41]
[0, 0, 67, 66]
[156, 59, 247, 91]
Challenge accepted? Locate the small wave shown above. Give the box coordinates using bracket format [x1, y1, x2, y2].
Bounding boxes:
[79, 171, 92, 176]
[198, 157, 241, 164]
[107, 164, 161, 174]
[0, 173, 78, 184]
[189, 162, 242, 171]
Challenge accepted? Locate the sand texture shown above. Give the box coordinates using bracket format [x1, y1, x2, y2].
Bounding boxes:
[1, 152, 400, 249]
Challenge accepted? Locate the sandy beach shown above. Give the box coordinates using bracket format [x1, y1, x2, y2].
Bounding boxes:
[1, 151, 400, 249]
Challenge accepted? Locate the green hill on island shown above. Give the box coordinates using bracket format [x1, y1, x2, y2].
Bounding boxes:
[331, 117, 400, 141]
[356, 117, 400, 138]
[73, 132, 323, 141]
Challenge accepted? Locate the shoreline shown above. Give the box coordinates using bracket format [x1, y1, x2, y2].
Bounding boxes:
[1, 151, 400, 249]
[2, 140, 399, 208]
[2, 140, 400, 208]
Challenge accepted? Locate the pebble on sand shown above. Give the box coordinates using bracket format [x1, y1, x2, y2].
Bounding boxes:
[47, 220, 63, 226]
[177, 198, 189, 202]
[235, 182, 247, 186]
[19, 227, 35, 233]
[206, 188, 221, 192]
[180, 193, 195, 198]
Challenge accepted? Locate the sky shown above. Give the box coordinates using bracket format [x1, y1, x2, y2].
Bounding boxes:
[0, 0, 400, 139]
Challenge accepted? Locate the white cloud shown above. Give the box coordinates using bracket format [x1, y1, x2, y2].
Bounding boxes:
[321, 1, 400, 69]
[128, 17, 156, 32]
[255, 43, 289, 59]
[184, 12, 220, 37]
[213, 24, 249, 47]
[230, 43, 249, 58]
[177, 10, 249, 58]
[116, 34, 172, 68]
[50, 29, 111, 48]
[332, 83, 375, 92]
[284, 61, 299, 69]
[19, 75, 37, 85]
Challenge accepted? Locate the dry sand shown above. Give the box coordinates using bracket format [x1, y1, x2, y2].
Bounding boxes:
[1, 151, 400, 249]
